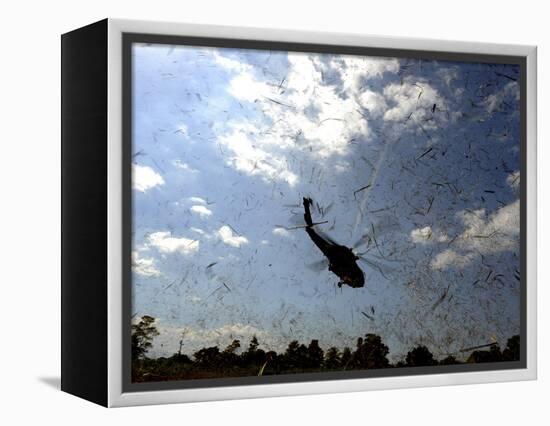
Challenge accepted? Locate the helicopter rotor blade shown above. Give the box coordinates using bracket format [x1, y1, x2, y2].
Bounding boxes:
[352, 233, 372, 249]
[276, 221, 329, 231]
[359, 257, 388, 279]
[321, 202, 334, 218]
[306, 259, 329, 272]
[358, 255, 399, 280]
[364, 251, 402, 264]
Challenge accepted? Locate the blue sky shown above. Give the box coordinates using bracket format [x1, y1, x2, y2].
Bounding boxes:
[131, 42, 521, 361]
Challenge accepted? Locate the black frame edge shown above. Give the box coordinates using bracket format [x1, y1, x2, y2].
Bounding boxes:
[61, 18, 109, 407]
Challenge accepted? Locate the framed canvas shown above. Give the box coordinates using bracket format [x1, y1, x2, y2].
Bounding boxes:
[61, 18, 537, 407]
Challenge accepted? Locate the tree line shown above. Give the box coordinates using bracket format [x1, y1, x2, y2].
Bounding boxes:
[132, 315, 520, 382]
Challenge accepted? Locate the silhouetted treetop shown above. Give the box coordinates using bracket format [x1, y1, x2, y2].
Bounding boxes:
[439, 355, 459, 365]
[306, 339, 324, 369]
[131, 315, 159, 362]
[406, 345, 438, 367]
[351, 333, 390, 369]
[324, 347, 341, 370]
[502, 335, 520, 361]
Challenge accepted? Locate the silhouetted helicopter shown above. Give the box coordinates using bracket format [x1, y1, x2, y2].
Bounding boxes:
[302, 197, 365, 288]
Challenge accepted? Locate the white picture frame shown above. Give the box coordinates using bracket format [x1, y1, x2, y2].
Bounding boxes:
[61, 18, 537, 407]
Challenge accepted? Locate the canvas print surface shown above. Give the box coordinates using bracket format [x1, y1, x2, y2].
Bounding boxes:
[130, 41, 521, 383]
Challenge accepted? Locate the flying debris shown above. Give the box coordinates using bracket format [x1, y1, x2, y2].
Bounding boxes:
[459, 342, 499, 353]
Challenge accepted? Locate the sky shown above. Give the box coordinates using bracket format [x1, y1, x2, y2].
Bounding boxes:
[130, 42, 521, 362]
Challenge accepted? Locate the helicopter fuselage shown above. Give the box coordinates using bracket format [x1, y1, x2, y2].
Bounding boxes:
[303, 198, 365, 288]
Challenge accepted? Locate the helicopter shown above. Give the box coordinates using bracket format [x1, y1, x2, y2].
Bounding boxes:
[302, 197, 365, 288]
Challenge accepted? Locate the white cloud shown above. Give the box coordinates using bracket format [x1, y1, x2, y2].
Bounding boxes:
[187, 323, 266, 341]
[188, 196, 206, 204]
[190, 205, 213, 217]
[213, 51, 252, 74]
[132, 251, 161, 277]
[484, 81, 519, 113]
[281, 54, 324, 107]
[228, 72, 271, 102]
[174, 123, 188, 137]
[411, 226, 433, 243]
[383, 79, 445, 129]
[272, 227, 294, 238]
[280, 54, 372, 157]
[357, 90, 388, 117]
[218, 128, 299, 186]
[507, 171, 520, 192]
[330, 56, 400, 93]
[148, 231, 199, 255]
[133, 164, 165, 192]
[149, 322, 270, 357]
[172, 159, 198, 173]
[431, 249, 474, 270]
[215, 52, 402, 186]
[436, 66, 460, 88]
[431, 200, 519, 270]
[411, 226, 448, 244]
[458, 200, 519, 254]
[217, 225, 249, 248]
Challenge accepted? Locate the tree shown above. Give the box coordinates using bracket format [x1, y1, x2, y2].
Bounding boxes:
[241, 336, 266, 366]
[131, 315, 159, 362]
[168, 352, 191, 364]
[351, 334, 390, 369]
[224, 339, 241, 354]
[262, 350, 278, 374]
[324, 347, 341, 370]
[439, 355, 460, 365]
[129, 311, 523, 381]
[282, 340, 309, 370]
[502, 335, 520, 361]
[221, 339, 241, 367]
[405, 345, 437, 367]
[306, 339, 324, 369]
[248, 336, 259, 352]
[193, 346, 221, 368]
[340, 347, 352, 369]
